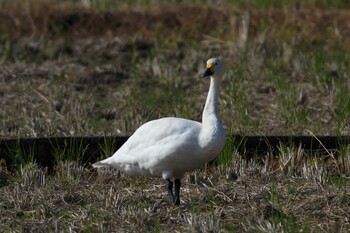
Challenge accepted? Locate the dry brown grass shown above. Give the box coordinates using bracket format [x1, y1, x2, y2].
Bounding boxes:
[1, 1, 350, 45]
[1, 2, 350, 232]
[1, 3, 350, 136]
[0, 154, 349, 232]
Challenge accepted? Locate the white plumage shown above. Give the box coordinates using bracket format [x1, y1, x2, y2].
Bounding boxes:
[93, 58, 226, 205]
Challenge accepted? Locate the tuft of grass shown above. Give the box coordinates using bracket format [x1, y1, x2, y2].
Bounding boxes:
[5, 139, 36, 170]
[336, 142, 350, 176]
[19, 163, 47, 188]
[334, 84, 350, 132]
[98, 135, 116, 160]
[215, 134, 246, 166]
[51, 138, 89, 164]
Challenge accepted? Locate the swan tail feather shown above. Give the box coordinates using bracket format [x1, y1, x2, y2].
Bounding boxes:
[92, 160, 109, 169]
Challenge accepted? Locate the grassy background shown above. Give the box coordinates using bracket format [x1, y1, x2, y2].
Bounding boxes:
[0, 0, 350, 137]
[0, 0, 350, 232]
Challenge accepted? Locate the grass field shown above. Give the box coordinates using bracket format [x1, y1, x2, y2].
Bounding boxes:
[1, 0, 350, 232]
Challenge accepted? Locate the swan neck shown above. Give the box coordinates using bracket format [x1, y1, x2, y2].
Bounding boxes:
[202, 76, 221, 125]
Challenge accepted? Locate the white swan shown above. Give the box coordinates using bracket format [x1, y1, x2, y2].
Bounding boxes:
[93, 58, 226, 205]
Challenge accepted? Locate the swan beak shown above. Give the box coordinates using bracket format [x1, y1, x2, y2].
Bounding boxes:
[202, 64, 214, 77]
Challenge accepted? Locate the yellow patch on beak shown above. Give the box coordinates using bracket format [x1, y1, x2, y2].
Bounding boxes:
[202, 63, 215, 77]
[206, 63, 214, 72]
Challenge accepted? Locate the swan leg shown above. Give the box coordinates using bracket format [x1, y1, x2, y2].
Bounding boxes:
[174, 179, 181, 205]
[166, 179, 175, 203]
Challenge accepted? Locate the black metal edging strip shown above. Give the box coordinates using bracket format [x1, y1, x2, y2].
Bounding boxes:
[0, 135, 349, 170]
[0, 136, 128, 171]
[236, 135, 350, 156]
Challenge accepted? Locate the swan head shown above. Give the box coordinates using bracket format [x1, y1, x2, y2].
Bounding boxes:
[202, 58, 223, 78]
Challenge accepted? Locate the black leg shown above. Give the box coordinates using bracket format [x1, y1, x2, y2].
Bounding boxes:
[166, 179, 175, 203]
[174, 179, 181, 205]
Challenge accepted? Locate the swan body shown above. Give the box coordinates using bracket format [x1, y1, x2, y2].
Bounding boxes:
[93, 58, 226, 205]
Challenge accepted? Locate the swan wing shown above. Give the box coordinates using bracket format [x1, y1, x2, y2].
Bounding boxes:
[96, 117, 202, 176]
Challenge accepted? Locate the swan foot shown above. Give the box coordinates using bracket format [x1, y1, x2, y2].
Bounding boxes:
[174, 179, 181, 205]
[166, 178, 181, 205]
[166, 179, 175, 203]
